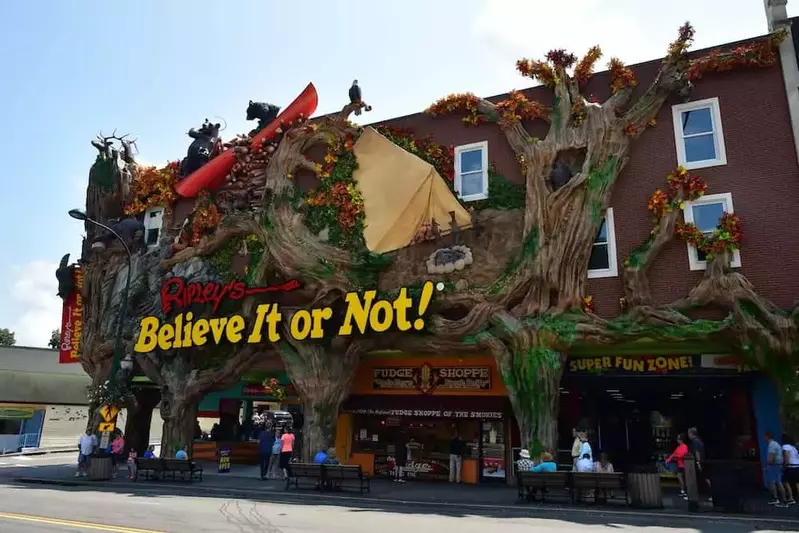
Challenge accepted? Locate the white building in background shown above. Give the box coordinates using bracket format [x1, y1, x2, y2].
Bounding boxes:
[0, 346, 162, 453]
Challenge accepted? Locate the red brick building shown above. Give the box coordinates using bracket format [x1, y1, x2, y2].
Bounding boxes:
[372, 39, 799, 319]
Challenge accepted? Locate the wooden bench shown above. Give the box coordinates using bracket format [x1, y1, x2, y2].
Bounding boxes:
[162, 458, 204, 481]
[570, 473, 627, 505]
[285, 463, 323, 491]
[135, 458, 165, 480]
[516, 471, 570, 502]
[323, 464, 370, 493]
[135, 458, 203, 482]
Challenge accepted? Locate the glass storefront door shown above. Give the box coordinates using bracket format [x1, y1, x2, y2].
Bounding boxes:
[480, 421, 506, 481]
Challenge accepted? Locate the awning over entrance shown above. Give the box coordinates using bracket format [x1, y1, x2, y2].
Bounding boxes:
[342, 394, 509, 420]
[0, 370, 90, 405]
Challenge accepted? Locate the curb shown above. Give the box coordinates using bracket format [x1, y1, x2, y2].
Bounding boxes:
[1, 441, 161, 458]
[12, 477, 799, 525]
[1, 448, 76, 458]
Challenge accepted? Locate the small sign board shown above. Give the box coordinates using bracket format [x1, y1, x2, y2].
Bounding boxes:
[99, 431, 111, 450]
[99, 405, 120, 422]
[218, 447, 231, 473]
[98, 422, 115, 433]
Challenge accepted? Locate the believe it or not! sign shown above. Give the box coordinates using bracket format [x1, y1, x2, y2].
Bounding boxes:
[134, 278, 442, 352]
[59, 267, 84, 364]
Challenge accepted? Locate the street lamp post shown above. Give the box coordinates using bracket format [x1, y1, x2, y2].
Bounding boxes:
[68, 209, 132, 382]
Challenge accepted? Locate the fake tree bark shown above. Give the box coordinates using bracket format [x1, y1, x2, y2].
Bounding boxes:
[157, 102, 376, 454]
[422, 24, 790, 451]
[278, 333, 368, 461]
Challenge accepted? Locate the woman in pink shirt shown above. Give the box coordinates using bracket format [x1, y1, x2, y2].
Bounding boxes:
[667, 433, 689, 496]
[111, 433, 126, 478]
[279, 428, 295, 480]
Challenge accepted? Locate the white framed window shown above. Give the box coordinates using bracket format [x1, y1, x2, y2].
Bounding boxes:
[143, 207, 165, 248]
[682, 192, 741, 271]
[587, 208, 618, 279]
[454, 141, 489, 202]
[671, 97, 727, 170]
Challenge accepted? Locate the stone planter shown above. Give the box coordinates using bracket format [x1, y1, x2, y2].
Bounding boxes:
[628, 472, 663, 509]
[87, 456, 113, 481]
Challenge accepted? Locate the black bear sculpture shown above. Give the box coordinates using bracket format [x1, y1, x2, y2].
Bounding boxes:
[91, 216, 146, 252]
[246, 100, 280, 136]
[180, 119, 221, 177]
[55, 253, 76, 299]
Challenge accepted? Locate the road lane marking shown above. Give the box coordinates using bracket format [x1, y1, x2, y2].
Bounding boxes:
[0, 512, 165, 532]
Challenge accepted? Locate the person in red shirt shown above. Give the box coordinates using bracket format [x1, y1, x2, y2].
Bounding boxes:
[667, 433, 689, 496]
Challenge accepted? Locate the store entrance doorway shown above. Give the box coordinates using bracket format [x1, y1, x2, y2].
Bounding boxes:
[559, 375, 757, 474]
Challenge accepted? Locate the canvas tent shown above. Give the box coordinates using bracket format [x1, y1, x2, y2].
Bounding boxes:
[352, 127, 472, 254]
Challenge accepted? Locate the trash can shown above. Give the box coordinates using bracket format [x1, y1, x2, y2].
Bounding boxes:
[709, 463, 745, 513]
[628, 466, 663, 509]
[87, 454, 113, 481]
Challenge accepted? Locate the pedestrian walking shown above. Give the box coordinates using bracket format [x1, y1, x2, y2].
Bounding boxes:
[765, 432, 789, 507]
[279, 428, 295, 480]
[782, 434, 799, 505]
[258, 426, 275, 480]
[394, 430, 408, 483]
[666, 433, 689, 497]
[267, 428, 282, 479]
[686, 427, 712, 502]
[449, 432, 464, 483]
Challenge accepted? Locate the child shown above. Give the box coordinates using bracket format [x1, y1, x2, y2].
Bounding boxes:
[127, 448, 138, 480]
[143, 445, 155, 458]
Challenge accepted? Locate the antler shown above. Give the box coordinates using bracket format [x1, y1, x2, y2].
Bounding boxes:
[98, 129, 130, 143]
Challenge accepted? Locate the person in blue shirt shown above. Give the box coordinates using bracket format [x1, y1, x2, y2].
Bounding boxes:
[266, 428, 282, 479]
[258, 427, 276, 480]
[532, 452, 557, 472]
[313, 448, 328, 464]
[143, 445, 155, 458]
[175, 446, 188, 460]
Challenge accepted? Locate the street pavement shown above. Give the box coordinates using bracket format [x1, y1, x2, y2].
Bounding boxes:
[1, 452, 799, 532]
[1, 481, 799, 533]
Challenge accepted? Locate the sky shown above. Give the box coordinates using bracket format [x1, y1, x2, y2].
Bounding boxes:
[0, 0, 794, 348]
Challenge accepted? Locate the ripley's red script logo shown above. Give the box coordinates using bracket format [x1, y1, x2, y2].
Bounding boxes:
[160, 277, 301, 315]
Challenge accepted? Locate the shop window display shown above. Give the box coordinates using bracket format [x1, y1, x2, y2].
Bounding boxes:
[352, 418, 480, 481]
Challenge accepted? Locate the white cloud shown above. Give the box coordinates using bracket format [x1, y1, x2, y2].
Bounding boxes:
[9, 260, 62, 348]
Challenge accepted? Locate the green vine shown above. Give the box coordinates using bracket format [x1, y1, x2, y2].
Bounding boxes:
[489, 226, 540, 294]
[586, 155, 619, 223]
[469, 173, 526, 211]
[305, 149, 367, 252]
[209, 234, 264, 284]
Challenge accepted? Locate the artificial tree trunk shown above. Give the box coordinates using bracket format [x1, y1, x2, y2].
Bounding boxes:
[124, 387, 161, 454]
[278, 337, 365, 461]
[160, 396, 197, 458]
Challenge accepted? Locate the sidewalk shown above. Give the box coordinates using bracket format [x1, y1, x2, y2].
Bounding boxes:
[7, 460, 799, 523]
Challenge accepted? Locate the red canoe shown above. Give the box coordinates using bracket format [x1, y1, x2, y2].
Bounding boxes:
[175, 83, 319, 198]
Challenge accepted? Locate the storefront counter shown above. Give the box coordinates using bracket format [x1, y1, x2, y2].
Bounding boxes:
[192, 440, 259, 465]
[348, 452, 376, 476]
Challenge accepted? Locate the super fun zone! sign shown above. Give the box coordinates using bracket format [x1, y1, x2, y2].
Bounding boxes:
[133, 278, 438, 352]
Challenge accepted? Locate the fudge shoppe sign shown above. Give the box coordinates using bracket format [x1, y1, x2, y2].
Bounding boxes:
[372, 364, 492, 394]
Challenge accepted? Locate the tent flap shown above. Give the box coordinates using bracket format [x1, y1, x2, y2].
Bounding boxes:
[352, 127, 472, 254]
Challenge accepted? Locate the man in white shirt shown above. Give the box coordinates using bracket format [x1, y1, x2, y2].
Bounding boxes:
[76, 429, 98, 477]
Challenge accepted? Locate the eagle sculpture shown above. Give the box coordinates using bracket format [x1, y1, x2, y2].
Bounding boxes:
[349, 80, 363, 116]
[55, 253, 75, 299]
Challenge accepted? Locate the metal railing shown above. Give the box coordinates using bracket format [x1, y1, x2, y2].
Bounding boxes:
[20, 433, 40, 448]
